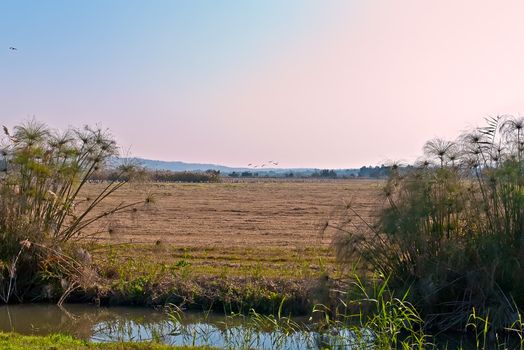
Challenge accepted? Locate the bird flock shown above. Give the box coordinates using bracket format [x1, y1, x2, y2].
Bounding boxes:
[247, 160, 279, 168]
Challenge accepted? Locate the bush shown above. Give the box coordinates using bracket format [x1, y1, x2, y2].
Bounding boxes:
[331, 116, 524, 331]
[0, 121, 145, 303]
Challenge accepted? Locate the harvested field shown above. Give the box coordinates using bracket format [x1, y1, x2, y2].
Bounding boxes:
[83, 179, 385, 249]
[76, 179, 386, 310]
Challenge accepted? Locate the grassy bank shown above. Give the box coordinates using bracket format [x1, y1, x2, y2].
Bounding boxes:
[69, 244, 347, 315]
[0, 332, 215, 350]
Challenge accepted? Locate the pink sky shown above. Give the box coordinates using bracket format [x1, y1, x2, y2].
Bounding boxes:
[3, 1, 524, 168]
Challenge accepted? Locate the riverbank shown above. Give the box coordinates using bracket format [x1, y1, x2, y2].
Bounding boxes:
[65, 243, 349, 314]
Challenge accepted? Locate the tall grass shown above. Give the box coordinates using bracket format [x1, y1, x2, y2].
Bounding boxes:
[162, 276, 429, 349]
[0, 120, 146, 303]
[330, 115, 524, 332]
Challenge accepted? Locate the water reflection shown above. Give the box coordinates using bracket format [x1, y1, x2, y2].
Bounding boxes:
[0, 304, 365, 349]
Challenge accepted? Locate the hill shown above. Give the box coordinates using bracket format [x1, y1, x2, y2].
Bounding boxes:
[114, 157, 360, 177]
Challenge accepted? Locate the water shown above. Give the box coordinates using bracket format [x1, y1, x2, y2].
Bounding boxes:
[0, 304, 367, 349]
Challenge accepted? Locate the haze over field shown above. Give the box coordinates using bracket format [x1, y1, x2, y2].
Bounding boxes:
[2, 1, 524, 168]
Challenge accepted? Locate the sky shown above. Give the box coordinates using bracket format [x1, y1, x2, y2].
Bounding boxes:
[2, 0, 524, 169]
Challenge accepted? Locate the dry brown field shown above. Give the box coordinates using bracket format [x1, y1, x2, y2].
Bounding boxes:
[83, 178, 385, 280]
[83, 178, 384, 249]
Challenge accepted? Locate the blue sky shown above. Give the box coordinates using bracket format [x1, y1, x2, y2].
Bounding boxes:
[2, 1, 326, 96]
[2, 1, 524, 168]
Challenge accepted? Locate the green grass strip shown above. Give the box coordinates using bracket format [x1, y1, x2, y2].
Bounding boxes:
[0, 332, 215, 350]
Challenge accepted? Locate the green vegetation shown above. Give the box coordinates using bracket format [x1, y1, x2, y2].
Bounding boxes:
[331, 115, 524, 334]
[0, 121, 146, 303]
[164, 275, 524, 349]
[87, 244, 339, 315]
[0, 332, 214, 350]
[163, 277, 428, 349]
[311, 275, 428, 349]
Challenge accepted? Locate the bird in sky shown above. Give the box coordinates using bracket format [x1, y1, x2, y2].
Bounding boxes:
[8, 47, 17, 51]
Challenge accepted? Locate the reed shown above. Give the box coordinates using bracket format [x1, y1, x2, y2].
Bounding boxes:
[0, 120, 147, 303]
[330, 115, 524, 333]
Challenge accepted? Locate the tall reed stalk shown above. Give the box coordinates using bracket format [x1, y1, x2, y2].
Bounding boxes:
[330, 115, 524, 332]
[0, 120, 146, 302]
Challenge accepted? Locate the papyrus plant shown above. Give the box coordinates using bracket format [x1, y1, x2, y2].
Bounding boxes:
[0, 120, 145, 302]
[330, 115, 524, 332]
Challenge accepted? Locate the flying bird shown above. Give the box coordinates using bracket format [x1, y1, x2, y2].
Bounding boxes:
[2, 126, 9, 136]
[8, 47, 17, 51]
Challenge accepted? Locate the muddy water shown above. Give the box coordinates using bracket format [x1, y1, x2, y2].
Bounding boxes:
[0, 304, 358, 349]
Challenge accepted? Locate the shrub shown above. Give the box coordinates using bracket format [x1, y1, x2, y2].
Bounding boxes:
[331, 116, 524, 331]
[0, 120, 145, 303]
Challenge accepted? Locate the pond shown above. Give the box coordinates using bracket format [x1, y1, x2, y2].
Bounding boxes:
[0, 304, 369, 349]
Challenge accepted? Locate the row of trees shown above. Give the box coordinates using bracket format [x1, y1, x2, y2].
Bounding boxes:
[90, 168, 220, 183]
[228, 169, 375, 178]
[228, 170, 340, 178]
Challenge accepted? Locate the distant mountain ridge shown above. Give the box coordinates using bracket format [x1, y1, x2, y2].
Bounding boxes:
[130, 158, 244, 172]
[115, 157, 358, 175]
